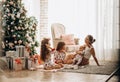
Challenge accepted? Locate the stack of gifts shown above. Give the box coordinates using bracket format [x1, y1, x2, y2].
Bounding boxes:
[6, 45, 41, 71]
[6, 57, 29, 71]
[6, 51, 16, 57]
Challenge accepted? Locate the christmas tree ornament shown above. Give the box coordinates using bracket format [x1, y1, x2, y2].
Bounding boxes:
[16, 13, 20, 18]
[9, 1, 14, 5]
[18, 40, 22, 44]
[11, 14, 15, 20]
[8, 27, 10, 30]
[17, 35, 20, 37]
[13, 35, 16, 37]
[18, 27, 21, 30]
[8, 13, 11, 16]
[6, 40, 8, 43]
[14, 9, 16, 12]
[3, 15, 6, 17]
[11, 22, 14, 25]
[6, 8, 10, 12]
[19, 20, 22, 23]
[25, 34, 29, 38]
[6, 4, 9, 7]
[14, 41, 17, 44]
[11, 30, 14, 32]
[3, 5, 5, 7]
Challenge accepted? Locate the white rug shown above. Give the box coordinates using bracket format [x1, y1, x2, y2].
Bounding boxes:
[58, 61, 119, 75]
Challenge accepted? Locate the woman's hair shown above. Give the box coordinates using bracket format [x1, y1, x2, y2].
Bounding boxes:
[56, 42, 65, 51]
[40, 38, 50, 61]
[87, 35, 96, 44]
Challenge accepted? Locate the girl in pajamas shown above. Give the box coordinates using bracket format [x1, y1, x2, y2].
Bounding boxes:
[40, 38, 61, 70]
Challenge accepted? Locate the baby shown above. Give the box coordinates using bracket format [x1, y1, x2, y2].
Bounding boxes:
[73, 46, 85, 65]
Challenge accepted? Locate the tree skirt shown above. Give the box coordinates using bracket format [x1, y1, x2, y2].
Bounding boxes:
[58, 61, 119, 75]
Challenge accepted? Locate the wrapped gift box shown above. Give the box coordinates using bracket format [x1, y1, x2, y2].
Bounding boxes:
[6, 57, 29, 70]
[6, 51, 15, 57]
[14, 62, 22, 71]
[20, 57, 28, 69]
[15, 46, 25, 57]
[6, 57, 14, 70]
[28, 58, 38, 70]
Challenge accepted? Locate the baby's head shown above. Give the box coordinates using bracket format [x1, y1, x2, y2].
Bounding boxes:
[85, 35, 96, 45]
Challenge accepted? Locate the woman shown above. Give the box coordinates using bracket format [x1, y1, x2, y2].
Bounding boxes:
[78, 35, 100, 66]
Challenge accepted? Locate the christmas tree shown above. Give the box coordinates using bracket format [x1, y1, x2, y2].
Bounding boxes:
[1, 0, 39, 56]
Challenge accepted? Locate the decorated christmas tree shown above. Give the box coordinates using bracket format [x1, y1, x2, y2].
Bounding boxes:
[1, 0, 39, 56]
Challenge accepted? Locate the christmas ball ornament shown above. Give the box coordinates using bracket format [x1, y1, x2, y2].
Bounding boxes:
[13, 35, 16, 37]
[8, 27, 10, 30]
[14, 26, 17, 29]
[16, 13, 20, 18]
[25, 34, 29, 38]
[14, 26, 18, 30]
[17, 35, 20, 37]
[6, 8, 10, 12]
[6, 4, 9, 7]
[6, 40, 8, 43]
[9, 1, 14, 5]
[19, 20, 22, 23]
[11, 30, 14, 32]
[3, 5, 5, 7]
[18, 27, 21, 30]
[14, 41, 17, 44]
[11, 22, 14, 25]
[3, 15, 6, 17]
[18, 40, 22, 44]
[14, 9, 16, 12]
[8, 13, 11, 16]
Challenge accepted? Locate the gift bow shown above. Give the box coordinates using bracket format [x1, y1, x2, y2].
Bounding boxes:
[15, 58, 22, 64]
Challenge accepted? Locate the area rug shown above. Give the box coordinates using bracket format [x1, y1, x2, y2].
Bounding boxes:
[58, 61, 119, 75]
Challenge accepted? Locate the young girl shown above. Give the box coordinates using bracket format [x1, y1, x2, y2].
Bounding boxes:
[78, 35, 100, 66]
[40, 38, 61, 70]
[54, 42, 66, 65]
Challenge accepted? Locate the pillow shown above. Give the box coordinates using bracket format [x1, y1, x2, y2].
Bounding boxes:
[61, 34, 75, 45]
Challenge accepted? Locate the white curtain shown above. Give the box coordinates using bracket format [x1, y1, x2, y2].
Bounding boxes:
[48, 0, 119, 61]
[96, 0, 119, 61]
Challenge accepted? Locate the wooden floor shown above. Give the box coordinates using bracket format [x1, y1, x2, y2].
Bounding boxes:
[0, 69, 119, 82]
